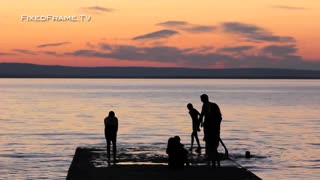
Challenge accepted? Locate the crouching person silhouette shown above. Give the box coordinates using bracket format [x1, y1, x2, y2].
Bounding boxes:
[166, 136, 190, 169]
[104, 111, 118, 166]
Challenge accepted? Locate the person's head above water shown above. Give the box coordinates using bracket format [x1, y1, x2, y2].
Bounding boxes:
[108, 111, 115, 117]
[200, 94, 209, 103]
[245, 151, 251, 158]
[187, 103, 193, 110]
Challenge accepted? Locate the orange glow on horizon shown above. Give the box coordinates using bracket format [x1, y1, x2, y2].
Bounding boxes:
[1, 0, 320, 68]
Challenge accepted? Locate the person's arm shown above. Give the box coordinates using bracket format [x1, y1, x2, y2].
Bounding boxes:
[199, 104, 205, 127]
[195, 109, 201, 130]
[115, 118, 119, 133]
[195, 109, 201, 117]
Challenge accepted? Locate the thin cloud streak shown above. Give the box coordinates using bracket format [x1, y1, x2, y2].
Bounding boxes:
[157, 21, 189, 27]
[271, 5, 307, 10]
[133, 29, 179, 40]
[157, 21, 216, 33]
[182, 25, 216, 33]
[37, 42, 71, 48]
[81, 6, 114, 13]
[41, 51, 61, 56]
[0, 52, 16, 56]
[218, 46, 254, 53]
[12, 49, 36, 55]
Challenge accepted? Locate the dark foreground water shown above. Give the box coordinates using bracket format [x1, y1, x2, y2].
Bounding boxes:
[1, 79, 319, 180]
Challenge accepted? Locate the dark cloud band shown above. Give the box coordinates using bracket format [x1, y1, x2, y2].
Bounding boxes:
[222, 22, 295, 43]
[63, 43, 320, 70]
[133, 29, 179, 40]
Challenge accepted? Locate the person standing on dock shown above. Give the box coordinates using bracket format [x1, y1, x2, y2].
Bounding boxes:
[187, 103, 201, 153]
[199, 94, 222, 168]
[104, 111, 119, 166]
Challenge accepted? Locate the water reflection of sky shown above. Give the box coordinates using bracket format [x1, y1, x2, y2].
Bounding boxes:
[0, 79, 319, 180]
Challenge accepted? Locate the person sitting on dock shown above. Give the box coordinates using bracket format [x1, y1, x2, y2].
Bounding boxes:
[187, 103, 201, 153]
[104, 111, 119, 166]
[166, 136, 190, 168]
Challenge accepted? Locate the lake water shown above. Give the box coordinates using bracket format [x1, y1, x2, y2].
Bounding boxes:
[0, 79, 319, 180]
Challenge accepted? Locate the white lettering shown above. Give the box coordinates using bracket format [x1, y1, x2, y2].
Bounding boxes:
[79, 15, 85, 21]
[52, 16, 58, 21]
[21, 15, 27, 21]
[20, 15, 92, 22]
[86, 16, 91, 22]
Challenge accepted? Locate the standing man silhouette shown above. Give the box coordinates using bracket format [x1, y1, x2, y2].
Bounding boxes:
[104, 111, 118, 166]
[187, 103, 201, 153]
[199, 94, 222, 167]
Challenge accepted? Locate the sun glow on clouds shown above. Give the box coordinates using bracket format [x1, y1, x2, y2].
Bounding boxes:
[1, 0, 320, 69]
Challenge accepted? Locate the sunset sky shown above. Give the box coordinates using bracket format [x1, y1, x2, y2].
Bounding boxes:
[1, 0, 320, 69]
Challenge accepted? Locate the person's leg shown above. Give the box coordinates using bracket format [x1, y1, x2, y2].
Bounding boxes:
[206, 132, 215, 167]
[107, 139, 111, 166]
[215, 138, 220, 167]
[208, 142, 214, 167]
[216, 148, 220, 167]
[194, 132, 201, 150]
[190, 132, 194, 151]
[211, 149, 216, 168]
[203, 124, 208, 155]
[112, 137, 117, 164]
[212, 137, 220, 168]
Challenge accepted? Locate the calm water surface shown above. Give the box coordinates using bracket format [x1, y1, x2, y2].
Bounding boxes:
[0, 79, 319, 180]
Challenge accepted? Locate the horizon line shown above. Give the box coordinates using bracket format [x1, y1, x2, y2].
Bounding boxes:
[1, 62, 320, 72]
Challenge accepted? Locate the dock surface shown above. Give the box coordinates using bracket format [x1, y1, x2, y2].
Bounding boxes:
[66, 147, 262, 180]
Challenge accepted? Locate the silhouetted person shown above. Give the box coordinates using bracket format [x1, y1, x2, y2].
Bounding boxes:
[245, 151, 252, 159]
[199, 94, 222, 168]
[104, 111, 118, 166]
[166, 137, 176, 168]
[187, 103, 201, 153]
[166, 136, 190, 168]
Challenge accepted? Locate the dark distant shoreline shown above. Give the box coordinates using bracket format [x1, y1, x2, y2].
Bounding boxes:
[2, 77, 320, 79]
[1, 63, 320, 79]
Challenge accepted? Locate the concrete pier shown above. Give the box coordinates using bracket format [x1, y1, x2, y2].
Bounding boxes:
[67, 147, 262, 180]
